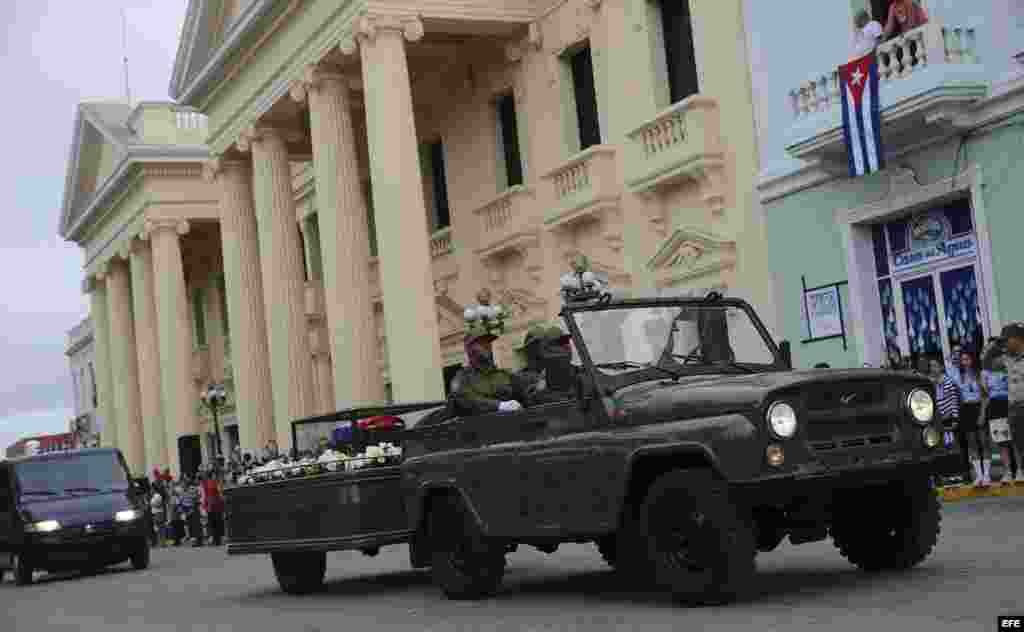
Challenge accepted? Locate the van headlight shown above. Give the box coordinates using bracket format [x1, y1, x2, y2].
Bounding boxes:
[25, 520, 61, 533]
[766, 401, 798, 439]
[115, 510, 142, 522]
[907, 389, 935, 425]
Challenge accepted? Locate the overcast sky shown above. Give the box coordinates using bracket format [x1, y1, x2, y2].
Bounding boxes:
[0, 1, 187, 453]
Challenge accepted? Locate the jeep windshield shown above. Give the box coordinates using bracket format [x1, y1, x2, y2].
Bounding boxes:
[571, 301, 780, 385]
[14, 453, 130, 501]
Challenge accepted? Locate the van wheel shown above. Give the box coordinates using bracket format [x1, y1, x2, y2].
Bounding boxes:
[429, 495, 505, 600]
[14, 554, 33, 586]
[131, 541, 151, 570]
[637, 469, 756, 605]
[271, 551, 326, 595]
[595, 536, 617, 568]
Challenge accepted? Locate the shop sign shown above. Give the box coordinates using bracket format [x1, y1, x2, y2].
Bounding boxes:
[890, 212, 975, 273]
[892, 234, 975, 273]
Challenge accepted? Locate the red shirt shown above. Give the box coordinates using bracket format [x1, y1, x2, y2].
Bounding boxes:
[201, 479, 224, 513]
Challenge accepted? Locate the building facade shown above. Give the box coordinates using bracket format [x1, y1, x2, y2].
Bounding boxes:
[747, 0, 1024, 369]
[60, 0, 783, 477]
[66, 317, 101, 447]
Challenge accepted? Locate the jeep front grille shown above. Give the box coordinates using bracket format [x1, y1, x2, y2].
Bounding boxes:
[805, 381, 887, 411]
[809, 434, 893, 452]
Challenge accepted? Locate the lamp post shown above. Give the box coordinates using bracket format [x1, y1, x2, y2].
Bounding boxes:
[200, 383, 227, 459]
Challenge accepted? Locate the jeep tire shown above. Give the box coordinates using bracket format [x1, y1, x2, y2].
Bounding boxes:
[831, 478, 941, 572]
[630, 469, 757, 605]
[271, 551, 327, 595]
[428, 494, 505, 600]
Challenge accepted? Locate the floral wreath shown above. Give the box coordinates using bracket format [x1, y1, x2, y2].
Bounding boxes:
[560, 254, 613, 304]
[463, 288, 508, 338]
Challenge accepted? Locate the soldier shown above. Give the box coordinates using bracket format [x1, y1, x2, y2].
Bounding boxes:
[517, 323, 582, 403]
[450, 320, 532, 416]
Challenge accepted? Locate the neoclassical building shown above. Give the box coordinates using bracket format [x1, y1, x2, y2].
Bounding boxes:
[65, 317, 101, 447]
[60, 0, 781, 477]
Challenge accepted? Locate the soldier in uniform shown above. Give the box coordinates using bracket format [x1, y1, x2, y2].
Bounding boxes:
[517, 323, 583, 403]
[450, 320, 532, 416]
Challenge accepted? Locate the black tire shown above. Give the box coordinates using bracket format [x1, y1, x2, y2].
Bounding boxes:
[595, 536, 618, 568]
[0, 568, 5, 584]
[831, 479, 941, 572]
[428, 494, 505, 600]
[131, 540, 151, 570]
[271, 551, 326, 595]
[630, 469, 757, 605]
[14, 554, 33, 586]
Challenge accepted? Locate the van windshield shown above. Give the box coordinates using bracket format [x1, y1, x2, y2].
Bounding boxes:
[14, 453, 129, 500]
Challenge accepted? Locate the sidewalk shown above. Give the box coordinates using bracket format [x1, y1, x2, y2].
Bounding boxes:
[938, 479, 1024, 502]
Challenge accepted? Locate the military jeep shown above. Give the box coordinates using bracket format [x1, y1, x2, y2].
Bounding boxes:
[225, 287, 960, 604]
[399, 289, 960, 604]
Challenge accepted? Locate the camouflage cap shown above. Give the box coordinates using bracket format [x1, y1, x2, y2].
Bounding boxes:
[464, 320, 499, 344]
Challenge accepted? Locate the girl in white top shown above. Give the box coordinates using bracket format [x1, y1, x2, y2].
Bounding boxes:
[851, 10, 883, 58]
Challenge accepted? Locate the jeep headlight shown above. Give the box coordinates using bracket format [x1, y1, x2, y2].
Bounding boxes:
[115, 509, 142, 522]
[25, 520, 61, 533]
[766, 401, 798, 439]
[907, 389, 934, 425]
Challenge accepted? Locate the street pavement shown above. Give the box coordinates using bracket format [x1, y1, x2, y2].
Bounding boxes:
[3, 496, 1022, 632]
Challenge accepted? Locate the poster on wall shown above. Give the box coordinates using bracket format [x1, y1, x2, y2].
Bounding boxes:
[801, 276, 849, 350]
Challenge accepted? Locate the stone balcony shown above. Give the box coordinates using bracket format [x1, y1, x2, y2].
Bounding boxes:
[542, 145, 620, 230]
[624, 96, 725, 199]
[784, 22, 988, 170]
[473, 185, 538, 260]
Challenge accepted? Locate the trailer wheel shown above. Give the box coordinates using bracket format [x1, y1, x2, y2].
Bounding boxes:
[635, 469, 756, 605]
[595, 536, 617, 568]
[428, 494, 505, 600]
[271, 551, 326, 595]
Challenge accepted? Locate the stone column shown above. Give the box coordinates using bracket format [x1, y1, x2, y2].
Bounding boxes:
[104, 257, 146, 476]
[204, 159, 276, 456]
[293, 63, 386, 409]
[343, 15, 445, 403]
[144, 219, 199, 478]
[88, 276, 117, 450]
[128, 238, 171, 474]
[241, 127, 317, 451]
[204, 278, 228, 384]
[308, 325, 335, 414]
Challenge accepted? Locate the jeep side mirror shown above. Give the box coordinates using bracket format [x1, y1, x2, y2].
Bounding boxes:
[779, 340, 793, 370]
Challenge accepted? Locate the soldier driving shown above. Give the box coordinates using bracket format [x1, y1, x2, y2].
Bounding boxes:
[450, 290, 532, 415]
[517, 323, 582, 403]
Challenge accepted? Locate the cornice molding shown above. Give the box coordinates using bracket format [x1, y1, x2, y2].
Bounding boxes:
[760, 81, 1024, 205]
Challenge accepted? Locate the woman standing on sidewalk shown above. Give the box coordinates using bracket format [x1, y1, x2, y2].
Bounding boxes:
[955, 350, 990, 486]
[983, 338, 1019, 482]
[200, 472, 226, 546]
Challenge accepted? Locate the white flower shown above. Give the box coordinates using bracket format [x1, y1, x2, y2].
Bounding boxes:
[464, 307, 478, 321]
[581, 270, 596, 284]
[493, 305, 503, 317]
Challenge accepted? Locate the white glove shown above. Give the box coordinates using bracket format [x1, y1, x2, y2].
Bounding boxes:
[498, 400, 522, 412]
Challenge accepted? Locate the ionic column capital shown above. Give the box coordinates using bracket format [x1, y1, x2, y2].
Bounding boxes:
[340, 13, 424, 55]
[290, 63, 350, 104]
[237, 124, 304, 153]
[203, 155, 252, 181]
[142, 219, 190, 240]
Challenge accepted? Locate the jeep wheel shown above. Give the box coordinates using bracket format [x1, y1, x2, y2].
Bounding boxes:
[13, 554, 33, 586]
[271, 551, 326, 595]
[831, 479, 941, 572]
[637, 469, 757, 605]
[130, 540, 151, 570]
[429, 494, 505, 600]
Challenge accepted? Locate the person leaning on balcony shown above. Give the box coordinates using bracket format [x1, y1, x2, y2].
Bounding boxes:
[851, 9, 883, 57]
[882, 0, 929, 41]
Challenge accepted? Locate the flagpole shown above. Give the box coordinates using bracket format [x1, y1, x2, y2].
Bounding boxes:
[122, 7, 131, 106]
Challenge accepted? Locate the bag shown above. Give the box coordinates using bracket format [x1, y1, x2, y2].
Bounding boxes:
[990, 418, 1012, 444]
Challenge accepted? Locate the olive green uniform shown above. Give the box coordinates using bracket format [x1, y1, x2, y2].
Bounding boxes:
[450, 366, 532, 415]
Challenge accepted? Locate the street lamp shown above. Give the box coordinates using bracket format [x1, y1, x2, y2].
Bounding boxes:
[201, 383, 227, 459]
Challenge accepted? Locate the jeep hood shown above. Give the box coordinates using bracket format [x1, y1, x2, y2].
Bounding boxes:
[613, 368, 918, 424]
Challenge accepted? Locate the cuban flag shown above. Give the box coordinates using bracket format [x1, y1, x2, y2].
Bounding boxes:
[839, 53, 885, 177]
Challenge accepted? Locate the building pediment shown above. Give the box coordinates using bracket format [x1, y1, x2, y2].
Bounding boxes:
[58, 103, 134, 239]
[647, 226, 736, 287]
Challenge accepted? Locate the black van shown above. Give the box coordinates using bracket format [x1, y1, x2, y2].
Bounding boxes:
[0, 448, 151, 585]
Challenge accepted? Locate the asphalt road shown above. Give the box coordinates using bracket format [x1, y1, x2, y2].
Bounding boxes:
[3, 496, 1022, 632]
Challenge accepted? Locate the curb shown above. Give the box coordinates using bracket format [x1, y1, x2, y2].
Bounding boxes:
[937, 480, 1024, 502]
